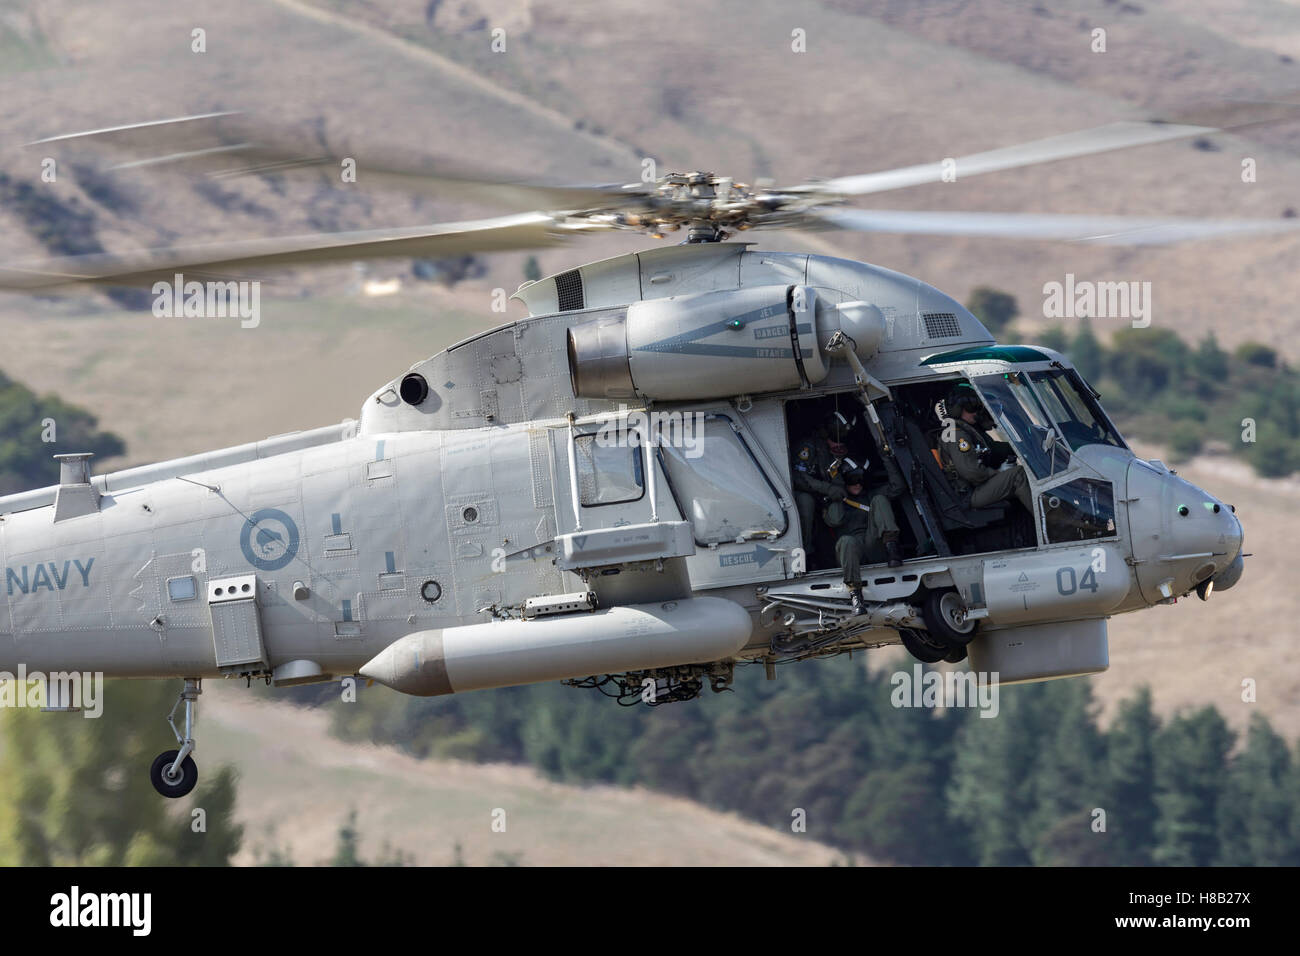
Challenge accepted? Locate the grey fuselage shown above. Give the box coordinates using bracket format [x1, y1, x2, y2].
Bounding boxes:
[0, 243, 1245, 688]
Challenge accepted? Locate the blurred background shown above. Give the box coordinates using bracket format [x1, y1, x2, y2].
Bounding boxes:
[0, 0, 1298, 866]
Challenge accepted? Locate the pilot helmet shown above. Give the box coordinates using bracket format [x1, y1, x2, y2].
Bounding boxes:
[947, 383, 985, 419]
[823, 409, 856, 442]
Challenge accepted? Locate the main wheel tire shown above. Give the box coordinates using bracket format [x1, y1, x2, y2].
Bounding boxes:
[941, 644, 968, 664]
[922, 589, 979, 647]
[150, 750, 198, 798]
[900, 627, 946, 664]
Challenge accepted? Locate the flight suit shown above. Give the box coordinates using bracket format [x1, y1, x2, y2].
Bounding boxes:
[792, 435, 844, 553]
[826, 458, 906, 586]
[942, 418, 1033, 513]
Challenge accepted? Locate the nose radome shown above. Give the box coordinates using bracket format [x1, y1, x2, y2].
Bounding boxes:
[1125, 459, 1245, 603]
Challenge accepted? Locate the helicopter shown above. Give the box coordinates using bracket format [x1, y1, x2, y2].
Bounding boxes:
[0, 109, 1269, 797]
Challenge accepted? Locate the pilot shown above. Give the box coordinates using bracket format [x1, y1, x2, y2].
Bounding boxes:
[942, 383, 1032, 513]
[824, 457, 906, 614]
[791, 411, 856, 555]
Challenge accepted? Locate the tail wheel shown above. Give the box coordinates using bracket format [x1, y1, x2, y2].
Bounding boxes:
[922, 589, 979, 647]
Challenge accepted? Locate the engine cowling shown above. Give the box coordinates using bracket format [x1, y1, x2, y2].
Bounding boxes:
[566, 284, 883, 402]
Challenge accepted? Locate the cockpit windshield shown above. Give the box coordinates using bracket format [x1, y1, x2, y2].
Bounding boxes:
[1026, 367, 1128, 452]
[973, 372, 1069, 480]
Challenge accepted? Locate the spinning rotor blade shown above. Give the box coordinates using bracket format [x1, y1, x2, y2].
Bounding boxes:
[28, 112, 644, 213]
[811, 207, 1300, 245]
[802, 103, 1300, 198]
[0, 212, 572, 291]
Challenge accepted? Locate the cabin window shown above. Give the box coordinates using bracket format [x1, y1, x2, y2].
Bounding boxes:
[656, 414, 787, 545]
[574, 432, 644, 507]
[167, 575, 198, 602]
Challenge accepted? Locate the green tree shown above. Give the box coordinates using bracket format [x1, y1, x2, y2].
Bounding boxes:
[1037, 326, 1069, 354]
[1234, 341, 1278, 369]
[330, 808, 364, 866]
[967, 286, 1019, 336]
[1026, 680, 1108, 865]
[840, 763, 956, 865]
[1104, 687, 1160, 865]
[1107, 328, 1190, 400]
[1191, 332, 1229, 383]
[949, 683, 1052, 865]
[1245, 421, 1299, 478]
[1152, 707, 1233, 866]
[0, 371, 126, 494]
[1167, 422, 1203, 462]
[1070, 318, 1104, 383]
[1217, 714, 1299, 865]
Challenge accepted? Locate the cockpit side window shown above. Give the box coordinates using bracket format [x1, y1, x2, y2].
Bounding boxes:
[1027, 368, 1128, 452]
[973, 373, 1069, 480]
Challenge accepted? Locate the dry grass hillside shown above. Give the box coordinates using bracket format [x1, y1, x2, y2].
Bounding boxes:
[200, 687, 849, 866]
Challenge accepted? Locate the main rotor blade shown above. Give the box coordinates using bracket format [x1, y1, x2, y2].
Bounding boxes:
[0, 212, 570, 291]
[812, 207, 1300, 245]
[27, 111, 644, 213]
[804, 109, 1299, 198]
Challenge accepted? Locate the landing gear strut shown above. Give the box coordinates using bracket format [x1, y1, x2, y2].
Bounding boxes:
[150, 678, 201, 798]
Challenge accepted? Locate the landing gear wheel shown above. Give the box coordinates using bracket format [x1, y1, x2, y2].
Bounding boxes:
[152, 678, 202, 799]
[922, 589, 979, 647]
[941, 644, 968, 664]
[900, 627, 946, 664]
[150, 750, 198, 798]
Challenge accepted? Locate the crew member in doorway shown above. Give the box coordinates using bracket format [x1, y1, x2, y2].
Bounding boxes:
[791, 411, 856, 556]
[824, 457, 906, 614]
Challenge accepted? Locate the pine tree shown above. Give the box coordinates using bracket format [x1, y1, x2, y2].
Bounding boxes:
[841, 762, 962, 865]
[1191, 332, 1229, 383]
[1104, 687, 1160, 865]
[1153, 707, 1233, 866]
[1217, 714, 1299, 865]
[330, 808, 364, 866]
[948, 683, 1051, 865]
[966, 286, 1019, 336]
[1026, 680, 1109, 865]
[1070, 318, 1104, 384]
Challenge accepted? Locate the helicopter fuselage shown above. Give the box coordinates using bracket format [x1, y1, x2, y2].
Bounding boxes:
[0, 243, 1245, 694]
